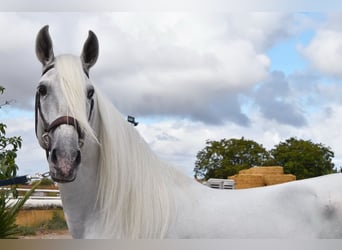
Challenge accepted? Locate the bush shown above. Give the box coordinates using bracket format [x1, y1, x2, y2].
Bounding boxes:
[0, 182, 40, 238]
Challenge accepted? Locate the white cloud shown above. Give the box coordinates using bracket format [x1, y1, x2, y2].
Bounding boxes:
[220, 13, 297, 51]
[0, 13, 39, 51]
[300, 13, 342, 77]
[75, 13, 301, 125]
[1, 12, 300, 124]
[301, 29, 342, 76]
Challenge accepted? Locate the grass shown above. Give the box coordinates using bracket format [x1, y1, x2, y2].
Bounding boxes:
[40, 210, 68, 230]
[16, 211, 68, 236]
[16, 226, 36, 236]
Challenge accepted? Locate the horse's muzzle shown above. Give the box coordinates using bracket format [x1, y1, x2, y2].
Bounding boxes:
[49, 148, 81, 183]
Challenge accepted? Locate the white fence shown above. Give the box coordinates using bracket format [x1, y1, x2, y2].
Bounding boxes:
[205, 178, 235, 189]
[16, 188, 60, 198]
[7, 188, 63, 209]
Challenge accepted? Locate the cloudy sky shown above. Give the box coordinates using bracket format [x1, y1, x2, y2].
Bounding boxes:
[2, 12, 342, 177]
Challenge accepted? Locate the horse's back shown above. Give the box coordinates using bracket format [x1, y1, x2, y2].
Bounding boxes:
[171, 174, 342, 238]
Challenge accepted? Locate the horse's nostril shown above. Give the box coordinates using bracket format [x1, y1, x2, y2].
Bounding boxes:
[50, 148, 81, 166]
[75, 150, 81, 165]
[51, 149, 58, 164]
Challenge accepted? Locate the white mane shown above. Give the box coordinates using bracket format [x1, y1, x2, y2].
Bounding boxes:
[55, 55, 192, 238]
[94, 88, 192, 238]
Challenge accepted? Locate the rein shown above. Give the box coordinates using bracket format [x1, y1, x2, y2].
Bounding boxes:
[0, 172, 50, 187]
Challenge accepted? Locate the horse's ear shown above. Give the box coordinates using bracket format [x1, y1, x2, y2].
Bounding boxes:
[81, 30, 99, 72]
[35, 25, 54, 66]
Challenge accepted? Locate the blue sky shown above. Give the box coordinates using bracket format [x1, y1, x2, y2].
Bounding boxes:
[267, 13, 324, 74]
[267, 32, 310, 74]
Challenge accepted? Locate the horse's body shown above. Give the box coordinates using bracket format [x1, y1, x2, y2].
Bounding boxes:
[34, 25, 342, 239]
[61, 170, 342, 238]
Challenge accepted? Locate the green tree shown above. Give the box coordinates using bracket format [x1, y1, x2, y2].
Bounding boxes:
[0, 86, 37, 238]
[194, 137, 271, 180]
[0, 86, 22, 185]
[270, 137, 335, 180]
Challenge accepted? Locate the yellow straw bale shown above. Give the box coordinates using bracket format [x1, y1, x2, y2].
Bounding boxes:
[228, 166, 296, 189]
[230, 174, 265, 189]
[239, 166, 284, 175]
[264, 174, 296, 186]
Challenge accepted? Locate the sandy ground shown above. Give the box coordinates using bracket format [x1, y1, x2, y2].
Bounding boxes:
[18, 230, 72, 239]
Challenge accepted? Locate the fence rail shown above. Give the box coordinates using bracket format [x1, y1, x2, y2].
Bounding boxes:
[4, 187, 63, 208]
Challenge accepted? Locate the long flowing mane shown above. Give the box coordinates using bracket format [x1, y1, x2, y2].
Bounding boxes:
[55, 55, 192, 238]
[95, 88, 188, 238]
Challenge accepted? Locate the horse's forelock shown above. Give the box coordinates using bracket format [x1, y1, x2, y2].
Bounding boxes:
[54, 55, 97, 142]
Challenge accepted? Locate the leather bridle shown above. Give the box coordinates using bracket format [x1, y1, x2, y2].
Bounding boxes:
[35, 66, 93, 158]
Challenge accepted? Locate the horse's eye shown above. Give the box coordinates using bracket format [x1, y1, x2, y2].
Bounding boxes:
[38, 85, 47, 96]
[87, 88, 95, 99]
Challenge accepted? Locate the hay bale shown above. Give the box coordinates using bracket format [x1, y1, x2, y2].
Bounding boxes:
[229, 174, 265, 189]
[264, 174, 296, 186]
[228, 166, 297, 189]
[239, 166, 284, 175]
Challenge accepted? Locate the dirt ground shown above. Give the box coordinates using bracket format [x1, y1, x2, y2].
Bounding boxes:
[18, 230, 72, 239]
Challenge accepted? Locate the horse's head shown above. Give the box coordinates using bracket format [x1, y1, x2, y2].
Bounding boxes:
[35, 25, 99, 183]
